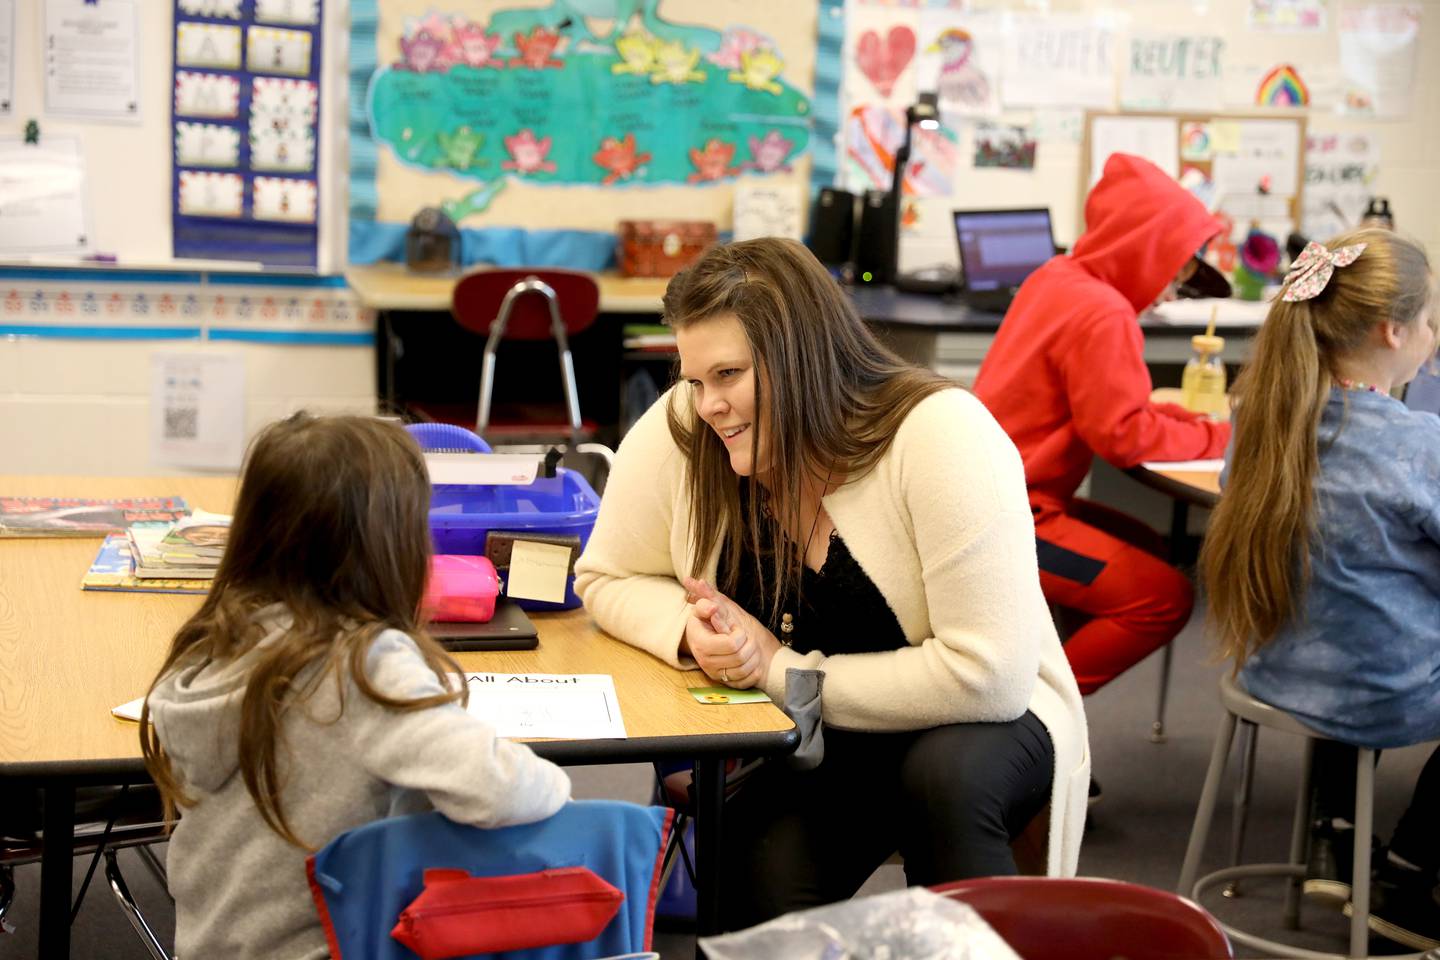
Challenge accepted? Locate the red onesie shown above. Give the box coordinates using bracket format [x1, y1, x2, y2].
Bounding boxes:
[973, 153, 1231, 694]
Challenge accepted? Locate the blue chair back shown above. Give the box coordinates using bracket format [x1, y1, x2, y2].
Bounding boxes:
[308, 801, 672, 960]
[406, 422, 493, 453]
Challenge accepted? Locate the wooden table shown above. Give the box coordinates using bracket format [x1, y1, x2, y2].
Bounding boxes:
[346, 263, 672, 315]
[0, 476, 796, 957]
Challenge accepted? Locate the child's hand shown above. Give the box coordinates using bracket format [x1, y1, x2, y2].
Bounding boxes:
[683, 577, 781, 689]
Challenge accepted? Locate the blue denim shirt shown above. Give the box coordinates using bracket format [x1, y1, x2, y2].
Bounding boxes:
[1236, 388, 1440, 749]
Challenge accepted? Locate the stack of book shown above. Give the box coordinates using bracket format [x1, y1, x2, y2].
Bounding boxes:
[125, 510, 232, 580]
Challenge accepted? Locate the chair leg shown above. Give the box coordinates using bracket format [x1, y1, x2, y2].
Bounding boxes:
[1179, 709, 1238, 896]
[1223, 720, 1259, 898]
[0, 864, 15, 934]
[1348, 749, 1376, 959]
[1283, 737, 1315, 930]
[104, 849, 171, 960]
[135, 844, 168, 890]
[1152, 640, 1175, 743]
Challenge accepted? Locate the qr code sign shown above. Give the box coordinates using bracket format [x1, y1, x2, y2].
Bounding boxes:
[165, 407, 199, 440]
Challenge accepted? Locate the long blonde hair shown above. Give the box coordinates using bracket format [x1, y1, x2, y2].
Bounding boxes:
[1202, 229, 1434, 663]
[140, 414, 464, 848]
[662, 238, 952, 621]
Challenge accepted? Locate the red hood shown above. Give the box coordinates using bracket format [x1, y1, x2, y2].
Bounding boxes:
[1070, 154, 1225, 313]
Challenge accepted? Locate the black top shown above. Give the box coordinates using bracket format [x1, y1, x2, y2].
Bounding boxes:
[720, 484, 908, 657]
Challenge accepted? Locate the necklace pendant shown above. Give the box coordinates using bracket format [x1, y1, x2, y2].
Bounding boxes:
[780, 612, 794, 639]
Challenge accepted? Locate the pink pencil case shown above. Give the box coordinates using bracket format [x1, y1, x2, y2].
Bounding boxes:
[421, 555, 500, 623]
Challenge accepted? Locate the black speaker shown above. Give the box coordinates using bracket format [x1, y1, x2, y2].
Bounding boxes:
[807, 187, 856, 268]
[854, 189, 897, 285]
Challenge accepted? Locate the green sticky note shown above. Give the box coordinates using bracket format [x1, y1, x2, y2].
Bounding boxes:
[689, 686, 772, 705]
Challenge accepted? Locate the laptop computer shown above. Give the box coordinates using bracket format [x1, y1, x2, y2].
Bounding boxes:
[428, 596, 540, 651]
[952, 208, 1056, 314]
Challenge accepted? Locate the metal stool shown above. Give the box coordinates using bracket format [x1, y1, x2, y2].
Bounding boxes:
[1178, 672, 1425, 960]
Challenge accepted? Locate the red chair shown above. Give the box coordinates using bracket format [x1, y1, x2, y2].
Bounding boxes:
[417, 268, 602, 447]
[933, 876, 1233, 960]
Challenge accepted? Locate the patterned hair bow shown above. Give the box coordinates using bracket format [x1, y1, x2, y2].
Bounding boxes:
[1281, 241, 1367, 302]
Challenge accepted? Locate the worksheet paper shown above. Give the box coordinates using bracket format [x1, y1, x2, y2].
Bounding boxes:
[0, 136, 90, 254]
[44, 0, 142, 122]
[465, 673, 627, 740]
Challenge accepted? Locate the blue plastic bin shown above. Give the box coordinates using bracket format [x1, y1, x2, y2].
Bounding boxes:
[428, 468, 600, 610]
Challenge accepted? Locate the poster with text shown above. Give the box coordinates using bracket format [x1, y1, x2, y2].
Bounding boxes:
[1121, 31, 1224, 111]
[916, 9, 1001, 118]
[1339, 3, 1421, 119]
[1303, 132, 1379, 242]
[44, 0, 141, 122]
[0, 0, 13, 116]
[1247, 0, 1328, 31]
[1001, 13, 1117, 110]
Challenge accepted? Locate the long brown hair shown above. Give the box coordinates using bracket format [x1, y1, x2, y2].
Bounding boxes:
[140, 414, 464, 848]
[663, 237, 952, 620]
[1202, 229, 1434, 663]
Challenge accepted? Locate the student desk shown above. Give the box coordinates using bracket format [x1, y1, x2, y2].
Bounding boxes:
[0, 475, 797, 958]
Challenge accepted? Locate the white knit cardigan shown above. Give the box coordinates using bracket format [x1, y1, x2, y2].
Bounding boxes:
[574, 387, 1090, 875]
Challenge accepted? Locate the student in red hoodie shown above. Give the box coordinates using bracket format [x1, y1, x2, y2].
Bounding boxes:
[973, 153, 1231, 697]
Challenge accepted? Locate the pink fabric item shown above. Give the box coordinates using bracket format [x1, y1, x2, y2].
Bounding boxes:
[421, 555, 500, 623]
[1281, 241, 1367, 302]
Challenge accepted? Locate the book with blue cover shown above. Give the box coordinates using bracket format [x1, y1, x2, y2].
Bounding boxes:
[81, 534, 211, 595]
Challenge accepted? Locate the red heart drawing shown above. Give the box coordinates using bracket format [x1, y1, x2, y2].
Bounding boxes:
[856, 26, 916, 98]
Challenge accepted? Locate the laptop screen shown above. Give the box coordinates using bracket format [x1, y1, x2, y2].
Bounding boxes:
[953, 209, 1055, 292]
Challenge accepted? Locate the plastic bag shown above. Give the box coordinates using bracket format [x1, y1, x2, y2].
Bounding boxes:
[698, 888, 1021, 960]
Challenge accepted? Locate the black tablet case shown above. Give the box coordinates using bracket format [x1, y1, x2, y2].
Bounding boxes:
[428, 598, 539, 651]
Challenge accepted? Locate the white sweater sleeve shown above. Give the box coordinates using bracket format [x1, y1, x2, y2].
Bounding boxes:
[762, 391, 1045, 731]
[345, 631, 571, 826]
[573, 392, 696, 668]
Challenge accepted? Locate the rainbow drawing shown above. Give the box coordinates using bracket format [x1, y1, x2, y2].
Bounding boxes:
[1255, 64, 1309, 107]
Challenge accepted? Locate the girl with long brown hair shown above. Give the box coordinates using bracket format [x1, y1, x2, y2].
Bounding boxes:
[141, 413, 569, 960]
[575, 238, 1089, 928]
[1201, 229, 1440, 950]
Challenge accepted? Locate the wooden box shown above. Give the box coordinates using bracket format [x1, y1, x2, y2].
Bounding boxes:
[616, 220, 717, 278]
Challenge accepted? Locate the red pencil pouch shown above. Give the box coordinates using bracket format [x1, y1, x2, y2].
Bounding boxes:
[390, 866, 624, 959]
[421, 555, 500, 623]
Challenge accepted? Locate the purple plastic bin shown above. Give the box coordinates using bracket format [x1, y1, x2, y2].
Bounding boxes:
[427, 468, 600, 611]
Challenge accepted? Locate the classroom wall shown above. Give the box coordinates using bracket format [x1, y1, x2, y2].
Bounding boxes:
[1, 1, 348, 272]
[897, 0, 1440, 270]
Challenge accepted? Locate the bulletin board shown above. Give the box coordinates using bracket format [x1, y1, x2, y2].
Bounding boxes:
[1079, 110, 1307, 238]
[347, 0, 818, 270]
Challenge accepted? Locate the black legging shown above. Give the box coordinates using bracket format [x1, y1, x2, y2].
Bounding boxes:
[1313, 740, 1440, 876]
[719, 710, 1054, 931]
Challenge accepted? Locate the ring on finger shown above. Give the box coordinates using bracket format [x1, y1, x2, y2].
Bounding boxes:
[720, 670, 730, 683]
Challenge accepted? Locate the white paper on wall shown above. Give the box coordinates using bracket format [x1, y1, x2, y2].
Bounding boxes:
[1032, 108, 1084, 145]
[44, 0, 142, 122]
[175, 71, 241, 119]
[915, 9, 1001, 117]
[150, 352, 247, 471]
[175, 122, 241, 167]
[178, 0, 242, 18]
[1302, 132, 1380, 241]
[1121, 31, 1225, 111]
[0, 0, 14, 116]
[1089, 115, 1177, 187]
[176, 22, 243, 70]
[254, 0, 320, 26]
[1247, 0, 1329, 31]
[178, 171, 244, 217]
[0, 136, 90, 254]
[1338, 3, 1421, 119]
[1001, 13, 1118, 110]
[253, 176, 317, 222]
[247, 25, 313, 76]
[732, 179, 804, 242]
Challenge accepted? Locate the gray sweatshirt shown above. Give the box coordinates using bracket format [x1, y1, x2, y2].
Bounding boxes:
[148, 609, 571, 959]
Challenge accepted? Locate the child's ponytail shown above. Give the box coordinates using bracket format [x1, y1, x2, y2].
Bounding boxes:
[1202, 228, 1434, 663]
